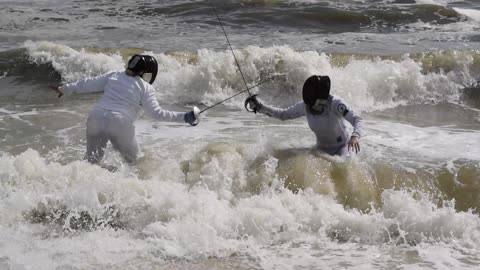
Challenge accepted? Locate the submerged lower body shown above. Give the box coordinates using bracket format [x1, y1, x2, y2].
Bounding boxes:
[318, 144, 349, 157]
[85, 109, 139, 164]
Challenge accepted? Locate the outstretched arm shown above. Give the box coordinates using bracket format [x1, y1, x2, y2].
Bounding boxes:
[61, 72, 114, 94]
[247, 96, 306, 121]
[141, 86, 186, 122]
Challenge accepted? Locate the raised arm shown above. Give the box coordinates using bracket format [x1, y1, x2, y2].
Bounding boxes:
[62, 72, 114, 94]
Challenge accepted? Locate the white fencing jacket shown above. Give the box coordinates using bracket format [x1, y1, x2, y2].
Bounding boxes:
[62, 71, 185, 122]
[258, 95, 364, 148]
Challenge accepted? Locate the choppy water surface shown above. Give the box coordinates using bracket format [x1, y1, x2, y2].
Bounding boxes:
[1, 0, 480, 269]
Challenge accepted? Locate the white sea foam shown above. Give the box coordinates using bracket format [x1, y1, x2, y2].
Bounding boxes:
[367, 120, 480, 161]
[2, 0, 480, 268]
[454, 7, 480, 22]
[0, 148, 479, 269]
[23, 41, 475, 113]
[415, 0, 458, 5]
[24, 40, 124, 82]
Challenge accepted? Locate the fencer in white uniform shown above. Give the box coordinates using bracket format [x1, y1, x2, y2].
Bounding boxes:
[51, 55, 198, 164]
[245, 75, 363, 157]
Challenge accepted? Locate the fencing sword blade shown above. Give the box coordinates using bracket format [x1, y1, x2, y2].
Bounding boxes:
[209, 1, 251, 97]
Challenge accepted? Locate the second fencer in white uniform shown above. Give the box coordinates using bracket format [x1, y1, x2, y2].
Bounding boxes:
[245, 75, 364, 156]
[51, 54, 198, 164]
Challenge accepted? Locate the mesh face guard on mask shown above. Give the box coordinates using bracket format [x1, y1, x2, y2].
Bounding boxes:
[302, 75, 331, 107]
[127, 55, 158, 84]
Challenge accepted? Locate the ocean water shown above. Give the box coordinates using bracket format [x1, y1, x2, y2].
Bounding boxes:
[1, 0, 480, 269]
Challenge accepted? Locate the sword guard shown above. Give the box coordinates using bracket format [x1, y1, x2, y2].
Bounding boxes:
[244, 94, 259, 113]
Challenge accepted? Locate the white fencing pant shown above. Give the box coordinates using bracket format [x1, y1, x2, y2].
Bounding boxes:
[86, 109, 139, 164]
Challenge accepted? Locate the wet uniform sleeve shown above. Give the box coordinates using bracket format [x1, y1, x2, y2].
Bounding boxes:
[141, 85, 185, 122]
[62, 72, 114, 94]
[258, 101, 306, 121]
[333, 98, 364, 138]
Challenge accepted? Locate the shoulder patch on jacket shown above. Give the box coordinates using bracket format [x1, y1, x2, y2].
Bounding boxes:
[337, 103, 349, 116]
